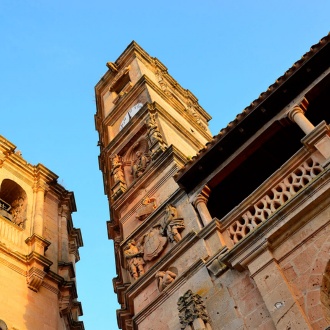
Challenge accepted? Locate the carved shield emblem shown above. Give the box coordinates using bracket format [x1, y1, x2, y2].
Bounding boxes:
[143, 227, 167, 261]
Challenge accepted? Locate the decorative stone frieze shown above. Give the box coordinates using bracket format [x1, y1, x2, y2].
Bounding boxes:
[177, 290, 212, 330]
[228, 157, 323, 244]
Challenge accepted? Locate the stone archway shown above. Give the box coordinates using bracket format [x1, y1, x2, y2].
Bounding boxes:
[0, 179, 27, 227]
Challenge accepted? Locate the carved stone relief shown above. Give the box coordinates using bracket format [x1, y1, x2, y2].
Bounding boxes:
[124, 239, 145, 280]
[178, 290, 212, 330]
[136, 197, 157, 221]
[146, 114, 167, 159]
[160, 204, 185, 243]
[155, 267, 177, 292]
[141, 226, 167, 261]
[131, 150, 151, 180]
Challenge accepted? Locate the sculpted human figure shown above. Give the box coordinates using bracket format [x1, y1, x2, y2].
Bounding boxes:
[11, 196, 27, 226]
[131, 151, 149, 179]
[111, 154, 125, 184]
[160, 204, 185, 243]
[124, 239, 145, 280]
[146, 115, 164, 145]
[155, 269, 177, 292]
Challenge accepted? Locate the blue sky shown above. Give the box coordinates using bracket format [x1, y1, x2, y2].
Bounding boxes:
[1, 1, 329, 329]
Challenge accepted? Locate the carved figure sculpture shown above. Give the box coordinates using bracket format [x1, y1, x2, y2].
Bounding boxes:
[124, 239, 145, 280]
[178, 290, 212, 330]
[136, 197, 157, 221]
[142, 226, 167, 261]
[155, 269, 177, 292]
[160, 204, 185, 243]
[11, 196, 27, 227]
[146, 115, 166, 146]
[110, 154, 125, 184]
[131, 151, 150, 179]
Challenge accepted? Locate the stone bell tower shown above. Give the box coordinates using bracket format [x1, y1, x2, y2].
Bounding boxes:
[94, 41, 212, 329]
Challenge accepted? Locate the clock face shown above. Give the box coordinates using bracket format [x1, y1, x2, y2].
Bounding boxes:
[119, 103, 143, 131]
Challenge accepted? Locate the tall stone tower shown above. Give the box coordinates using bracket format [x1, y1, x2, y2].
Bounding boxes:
[94, 42, 212, 329]
[0, 136, 84, 330]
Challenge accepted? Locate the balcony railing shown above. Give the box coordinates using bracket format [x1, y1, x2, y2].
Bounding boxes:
[219, 148, 324, 248]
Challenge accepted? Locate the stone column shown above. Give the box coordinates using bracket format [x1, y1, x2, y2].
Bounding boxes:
[288, 105, 315, 135]
[288, 98, 330, 164]
[193, 186, 212, 226]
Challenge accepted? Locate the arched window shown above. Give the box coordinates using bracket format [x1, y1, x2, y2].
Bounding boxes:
[0, 179, 27, 227]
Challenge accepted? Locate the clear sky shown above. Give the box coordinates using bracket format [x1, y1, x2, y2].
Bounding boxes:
[0, 1, 329, 329]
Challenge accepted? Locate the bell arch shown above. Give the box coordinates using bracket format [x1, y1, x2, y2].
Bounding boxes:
[0, 178, 27, 227]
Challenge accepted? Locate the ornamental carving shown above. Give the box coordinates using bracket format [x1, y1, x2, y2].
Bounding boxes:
[160, 204, 185, 243]
[228, 157, 323, 244]
[124, 239, 145, 280]
[136, 197, 157, 221]
[131, 150, 151, 180]
[110, 154, 126, 184]
[177, 290, 212, 330]
[155, 268, 177, 292]
[141, 227, 167, 261]
[146, 114, 167, 158]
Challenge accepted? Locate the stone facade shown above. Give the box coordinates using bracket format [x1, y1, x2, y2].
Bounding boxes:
[0, 136, 84, 330]
[96, 34, 330, 329]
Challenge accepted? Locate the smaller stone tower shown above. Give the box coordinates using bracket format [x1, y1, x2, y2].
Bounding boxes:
[0, 136, 84, 330]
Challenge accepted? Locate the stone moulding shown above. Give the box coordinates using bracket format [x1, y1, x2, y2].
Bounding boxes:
[219, 147, 324, 248]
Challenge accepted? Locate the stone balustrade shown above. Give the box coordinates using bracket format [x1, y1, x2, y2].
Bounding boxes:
[220, 149, 325, 248]
[0, 215, 24, 251]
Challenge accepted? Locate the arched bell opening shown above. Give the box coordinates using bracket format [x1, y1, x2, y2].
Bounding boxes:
[0, 179, 27, 227]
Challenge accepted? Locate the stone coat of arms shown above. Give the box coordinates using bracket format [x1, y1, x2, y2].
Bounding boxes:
[142, 227, 167, 261]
